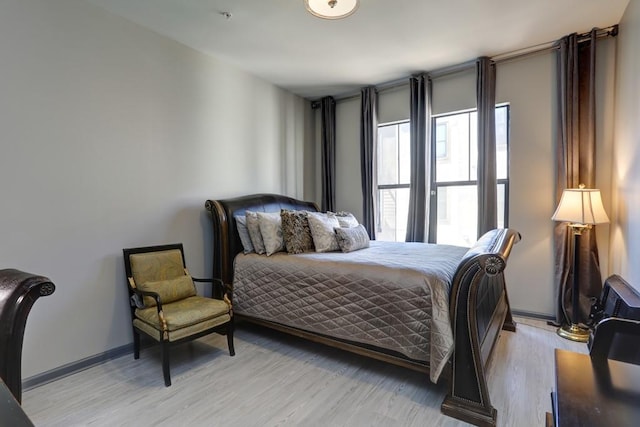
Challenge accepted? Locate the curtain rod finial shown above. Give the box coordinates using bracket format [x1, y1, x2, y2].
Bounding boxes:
[611, 25, 619, 37]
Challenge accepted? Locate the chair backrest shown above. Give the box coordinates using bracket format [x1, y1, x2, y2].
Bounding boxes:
[123, 244, 186, 289]
[590, 317, 640, 365]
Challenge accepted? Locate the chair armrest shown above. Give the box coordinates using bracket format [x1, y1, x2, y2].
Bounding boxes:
[130, 288, 163, 310]
[192, 277, 227, 300]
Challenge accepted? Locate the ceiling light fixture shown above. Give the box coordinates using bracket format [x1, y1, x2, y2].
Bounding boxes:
[304, 0, 359, 20]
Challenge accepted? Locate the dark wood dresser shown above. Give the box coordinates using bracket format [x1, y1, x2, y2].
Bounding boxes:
[548, 348, 640, 426]
[0, 378, 34, 427]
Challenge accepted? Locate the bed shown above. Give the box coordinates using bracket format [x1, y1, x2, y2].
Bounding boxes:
[205, 193, 520, 427]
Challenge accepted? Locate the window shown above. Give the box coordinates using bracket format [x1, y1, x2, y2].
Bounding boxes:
[429, 105, 509, 246]
[375, 107, 509, 244]
[376, 121, 410, 242]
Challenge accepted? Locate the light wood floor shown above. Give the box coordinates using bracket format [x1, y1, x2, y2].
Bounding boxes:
[22, 317, 585, 427]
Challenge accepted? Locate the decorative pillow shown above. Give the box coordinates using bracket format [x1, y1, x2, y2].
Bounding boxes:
[307, 211, 340, 252]
[234, 214, 254, 254]
[137, 275, 196, 307]
[245, 211, 266, 255]
[334, 224, 370, 253]
[257, 211, 285, 256]
[281, 209, 315, 254]
[333, 211, 359, 228]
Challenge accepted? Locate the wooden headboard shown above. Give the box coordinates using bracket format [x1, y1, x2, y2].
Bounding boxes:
[205, 193, 318, 285]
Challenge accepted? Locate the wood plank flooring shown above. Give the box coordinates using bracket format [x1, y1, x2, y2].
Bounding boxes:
[22, 317, 585, 426]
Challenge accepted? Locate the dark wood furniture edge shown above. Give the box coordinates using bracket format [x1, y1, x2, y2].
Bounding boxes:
[552, 347, 640, 426]
[441, 228, 521, 427]
[0, 377, 34, 427]
[0, 269, 56, 404]
[206, 194, 520, 426]
[206, 200, 230, 287]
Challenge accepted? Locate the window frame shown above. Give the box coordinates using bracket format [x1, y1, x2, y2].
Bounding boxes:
[435, 121, 449, 160]
[375, 120, 411, 241]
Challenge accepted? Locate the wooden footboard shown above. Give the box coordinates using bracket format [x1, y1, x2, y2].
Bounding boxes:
[206, 194, 520, 427]
[441, 228, 521, 427]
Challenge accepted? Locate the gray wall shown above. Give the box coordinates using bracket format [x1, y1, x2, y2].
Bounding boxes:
[324, 43, 616, 317]
[496, 42, 615, 316]
[0, 0, 308, 378]
[611, 0, 640, 292]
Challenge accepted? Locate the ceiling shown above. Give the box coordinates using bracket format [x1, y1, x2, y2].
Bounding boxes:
[85, 0, 630, 99]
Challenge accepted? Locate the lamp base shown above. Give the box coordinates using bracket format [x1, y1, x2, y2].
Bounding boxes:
[557, 323, 590, 342]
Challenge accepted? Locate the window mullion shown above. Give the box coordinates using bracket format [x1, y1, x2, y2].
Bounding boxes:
[468, 112, 472, 182]
[396, 125, 401, 185]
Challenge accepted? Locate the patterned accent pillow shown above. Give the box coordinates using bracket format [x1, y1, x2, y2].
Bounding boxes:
[257, 212, 285, 256]
[281, 209, 315, 254]
[332, 211, 359, 228]
[137, 275, 196, 307]
[234, 214, 254, 254]
[245, 211, 266, 255]
[334, 224, 370, 253]
[307, 212, 340, 252]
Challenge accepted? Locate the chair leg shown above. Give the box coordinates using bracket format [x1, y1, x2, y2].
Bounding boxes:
[227, 320, 235, 357]
[133, 329, 140, 360]
[161, 341, 171, 387]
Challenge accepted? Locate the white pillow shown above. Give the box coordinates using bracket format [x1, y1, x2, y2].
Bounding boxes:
[307, 212, 340, 252]
[245, 211, 266, 255]
[234, 214, 254, 254]
[335, 224, 370, 252]
[257, 212, 285, 256]
[332, 211, 359, 228]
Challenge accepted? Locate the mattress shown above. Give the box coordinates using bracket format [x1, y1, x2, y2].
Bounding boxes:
[232, 240, 467, 383]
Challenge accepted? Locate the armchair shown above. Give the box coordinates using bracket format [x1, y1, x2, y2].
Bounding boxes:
[123, 243, 234, 386]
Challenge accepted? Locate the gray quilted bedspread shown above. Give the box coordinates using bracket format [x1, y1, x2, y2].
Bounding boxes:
[232, 240, 468, 383]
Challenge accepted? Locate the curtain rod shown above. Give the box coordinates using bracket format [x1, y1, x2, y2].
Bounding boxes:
[322, 24, 618, 104]
[492, 25, 617, 64]
[324, 79, 407, 105]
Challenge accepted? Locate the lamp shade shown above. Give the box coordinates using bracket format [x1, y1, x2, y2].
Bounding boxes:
[551, 187, 609, 225]
[305, 0, 359, 19]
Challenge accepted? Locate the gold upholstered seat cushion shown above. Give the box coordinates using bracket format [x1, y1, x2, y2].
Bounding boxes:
[134, 296, 231, 342]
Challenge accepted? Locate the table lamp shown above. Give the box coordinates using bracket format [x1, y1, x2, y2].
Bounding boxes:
[552, 184, 609, 342]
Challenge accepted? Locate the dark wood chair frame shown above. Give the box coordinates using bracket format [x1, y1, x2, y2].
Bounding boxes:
[123, 243, 235, 387]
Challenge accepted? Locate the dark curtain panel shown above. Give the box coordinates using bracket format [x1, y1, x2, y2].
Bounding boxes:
[360, 87, 378, 239]
[405, 74, 432, 242]
[320, 96, 336, 212]
[476, 57, 498, 237]
[554, 30, 603, 326]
